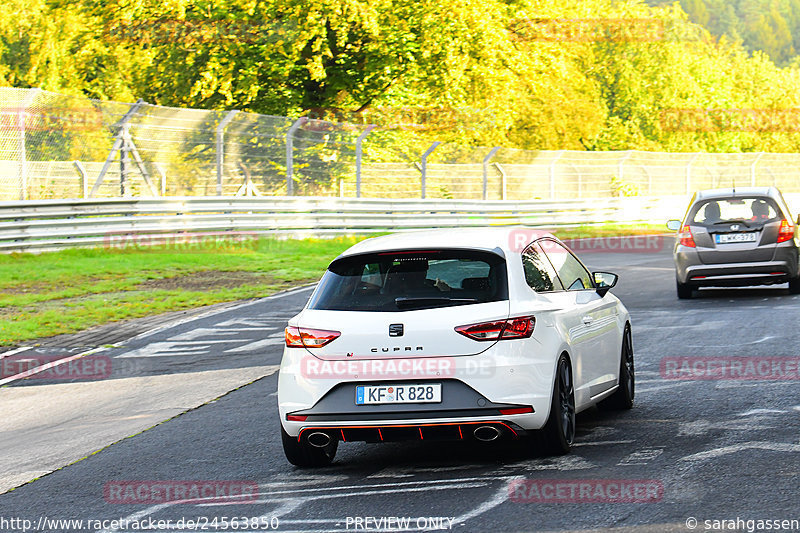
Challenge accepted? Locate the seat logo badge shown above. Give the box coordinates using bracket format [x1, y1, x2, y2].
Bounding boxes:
[389, 324, 404, 337]
[731, 224, 740, 230]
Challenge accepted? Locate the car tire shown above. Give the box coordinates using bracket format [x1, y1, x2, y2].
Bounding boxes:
[537, 354, 576, 455]
[676, 279, 693, 299]
[789, 276, 800, 294]
[599, 324, 634, 410]
[281, 425, 338, 467]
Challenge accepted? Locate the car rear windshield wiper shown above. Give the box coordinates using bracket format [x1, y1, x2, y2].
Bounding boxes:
[394, 297, 479, 310]
[712, 218, 751, 228]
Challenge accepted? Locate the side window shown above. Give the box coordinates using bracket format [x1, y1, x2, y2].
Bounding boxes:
[541, 240, 593, 291]
[521, 243, 563, 292]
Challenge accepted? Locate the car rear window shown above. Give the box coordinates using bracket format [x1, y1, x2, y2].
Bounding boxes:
[308, 249, 508, 312]
[689, 197, 781, 226]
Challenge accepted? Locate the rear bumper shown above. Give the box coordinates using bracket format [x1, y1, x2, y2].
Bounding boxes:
[674, 244, 799, 286]
[278, 340, 561, 437]
[298, 420, 528, 445]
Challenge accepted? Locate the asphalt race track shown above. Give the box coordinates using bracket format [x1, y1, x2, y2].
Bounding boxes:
[1, 243, 799, 533]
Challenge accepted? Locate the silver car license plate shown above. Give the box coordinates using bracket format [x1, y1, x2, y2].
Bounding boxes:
[715, 232, 758, 244]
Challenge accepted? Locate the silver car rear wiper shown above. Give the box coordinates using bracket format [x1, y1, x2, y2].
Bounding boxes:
[712, 218, 751, 228]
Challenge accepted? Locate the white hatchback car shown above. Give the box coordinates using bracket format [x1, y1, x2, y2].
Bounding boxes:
[278, 227, 633, 466]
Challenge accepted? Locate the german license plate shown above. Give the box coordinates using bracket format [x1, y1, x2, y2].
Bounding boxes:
[715, 232, 757, 244]
[356, 383, 442, 405]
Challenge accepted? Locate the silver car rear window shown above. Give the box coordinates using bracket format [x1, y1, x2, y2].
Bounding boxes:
[689, 197, 781, 226]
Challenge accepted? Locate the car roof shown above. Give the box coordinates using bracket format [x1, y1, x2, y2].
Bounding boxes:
[338, 226, 556, 258]
[694, 187, 779, 201]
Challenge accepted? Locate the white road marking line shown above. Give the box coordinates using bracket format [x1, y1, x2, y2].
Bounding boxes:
[452, 476, 521, 527]
[225, 333, 286, 353]
[736, 408, 787, 417]
[169, 328, 242, 341]
[0, 346, 32, 360]
[0, 346, 108, 387]
[123, 285, 316, 343]
[617, 447, 665, 466]
[680, 441, 800, 462]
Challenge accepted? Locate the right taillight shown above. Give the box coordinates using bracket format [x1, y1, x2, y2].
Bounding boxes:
[455, 316, 535, 341]
[777, 219, 795, 243]
[678, 225, 696, 248]
[285, 326, 341, 348]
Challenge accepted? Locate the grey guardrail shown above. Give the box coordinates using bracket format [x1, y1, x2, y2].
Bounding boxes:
[0, 196, 685, 253]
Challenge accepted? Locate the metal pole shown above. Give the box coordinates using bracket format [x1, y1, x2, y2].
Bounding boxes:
[482, 147, 501, 200]
[420, 141, 441, 199]
[286, 117, 307, 196]
[355, 124, 376, 198]
[17, 110, 27, 201]
[686, 153, 700, 194]
[154, 163, 166, 196]
[17, 88, 40, 201]
[750, 152, 764, 187]
[73, 161, 88, 199]
[549, 150, 566, 200]
[494, 163, 507, 201]
[617, 150, 633, 196]
[216, 110, 239, 196]
[120, 124, 130, 196]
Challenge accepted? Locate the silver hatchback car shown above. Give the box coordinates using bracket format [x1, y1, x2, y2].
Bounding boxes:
[667, 187, 800, 299]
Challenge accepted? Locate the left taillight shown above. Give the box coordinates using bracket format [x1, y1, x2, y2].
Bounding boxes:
[285, 326, 341, 348]
[777, 219, 795, 243]
[455, 316, 535, 341]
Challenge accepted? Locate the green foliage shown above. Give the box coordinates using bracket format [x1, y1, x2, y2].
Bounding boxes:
[4, 0, 800, 153]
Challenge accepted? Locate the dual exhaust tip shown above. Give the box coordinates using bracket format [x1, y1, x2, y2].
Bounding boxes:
[306, 425, 502, 447]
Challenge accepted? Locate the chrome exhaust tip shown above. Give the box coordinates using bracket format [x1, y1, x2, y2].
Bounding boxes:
[306, 431, 332, 448]
[473, 425, 501, 442]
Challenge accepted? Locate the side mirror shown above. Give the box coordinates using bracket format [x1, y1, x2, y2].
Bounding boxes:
[666, 220, 681, 231]
[593, 271, 618, 297]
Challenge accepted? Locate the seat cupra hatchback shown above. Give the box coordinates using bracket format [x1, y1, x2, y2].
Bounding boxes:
[667, 187, 800, 299]
[278, 227, 634, 467]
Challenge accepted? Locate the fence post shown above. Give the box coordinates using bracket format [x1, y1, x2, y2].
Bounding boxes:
[16, 88, 40, 201]
[617, 150, 633, 193]
[482, 147, 501, 200]
[286, 117, 307, 196]
[91, 99, 145, 198]
[17, 109, 27, 201]
[549, 150, 566, 199]
[750, 152, 764, 187]
[154, 163, 166, 196]
[355, 124, 376, 198]
[216, 110, 239, 196]
[120, 123, 130, 196]
[420, 141, 441, 199]
[494, 163, 507, 200]
[686, 153, 700, 194]
[73, 161, 88, 199]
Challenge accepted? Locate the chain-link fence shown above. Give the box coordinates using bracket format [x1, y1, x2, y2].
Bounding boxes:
[2, 87, 800, 201]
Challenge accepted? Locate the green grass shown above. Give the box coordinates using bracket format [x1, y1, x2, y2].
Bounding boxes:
[0, 224, 666, 346]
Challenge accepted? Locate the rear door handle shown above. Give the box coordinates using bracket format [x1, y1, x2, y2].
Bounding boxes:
[582, 316, 593, 325]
